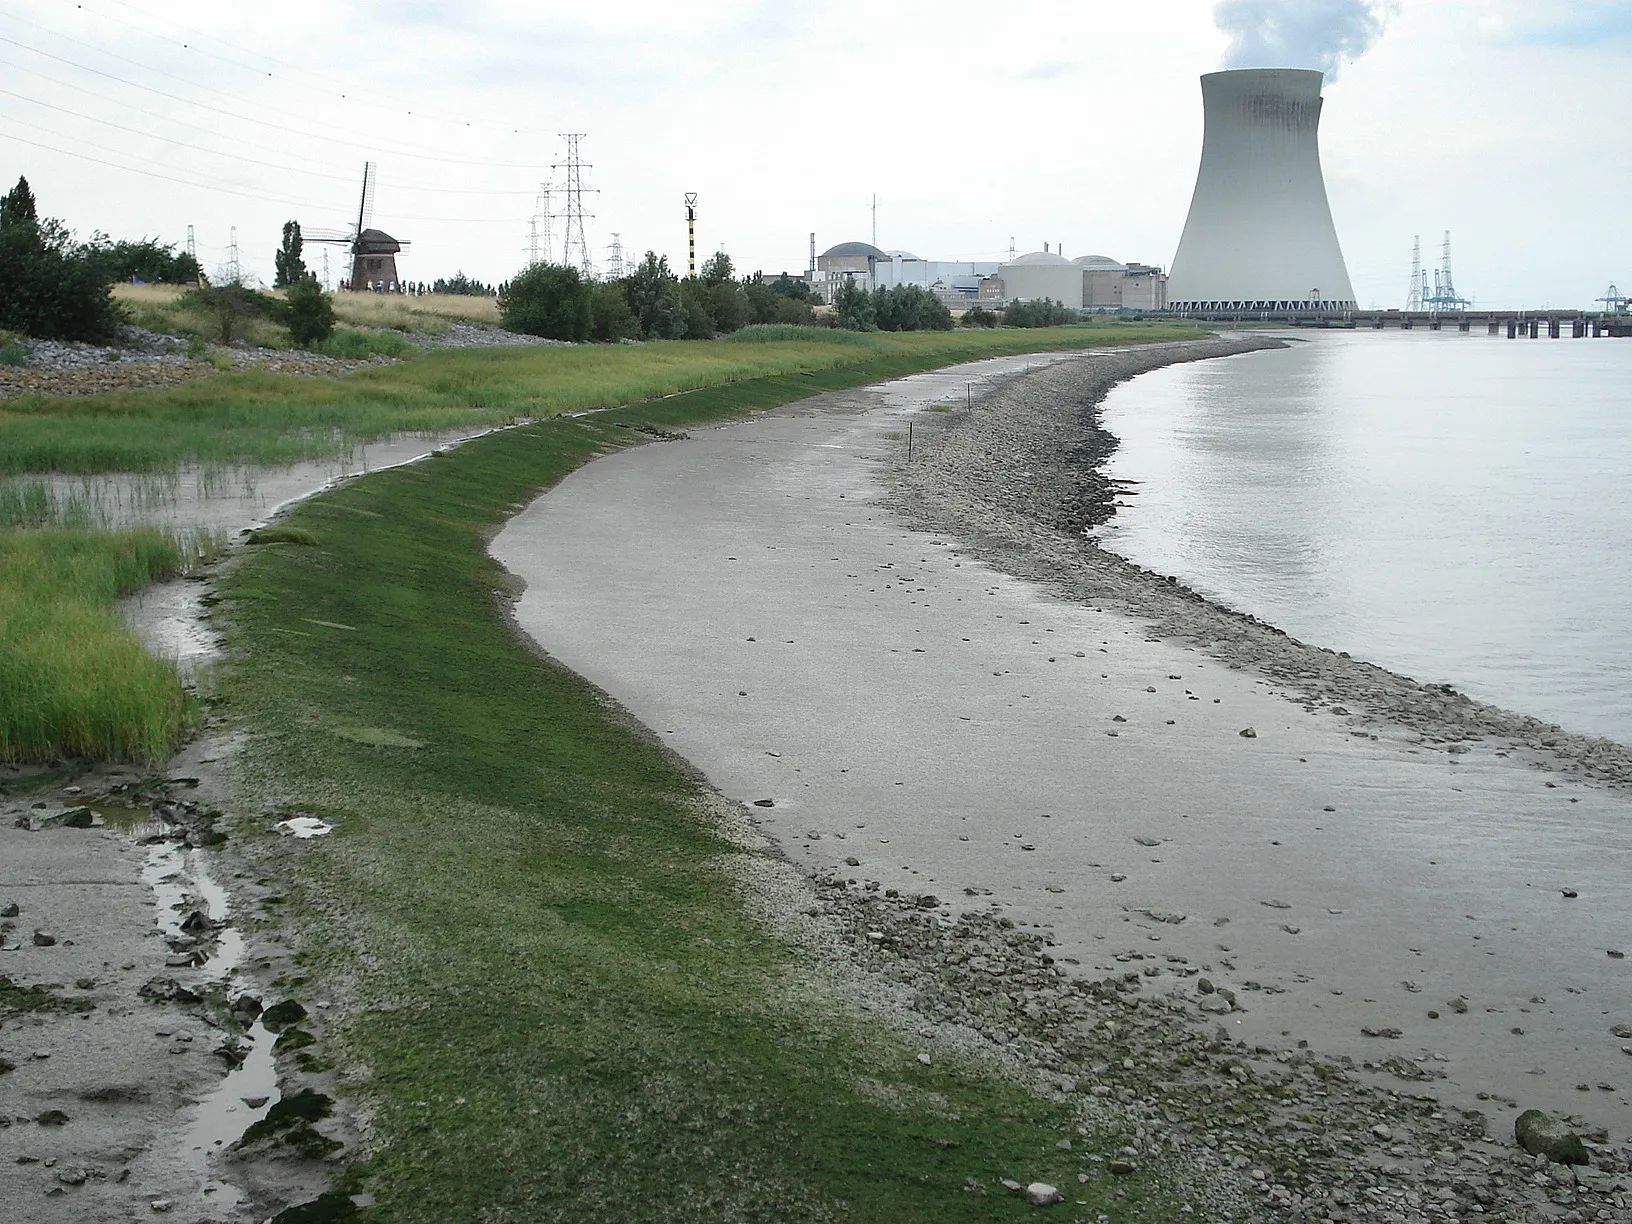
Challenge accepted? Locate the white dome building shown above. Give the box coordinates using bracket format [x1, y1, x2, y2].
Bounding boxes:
[995, 250, 1082, 307]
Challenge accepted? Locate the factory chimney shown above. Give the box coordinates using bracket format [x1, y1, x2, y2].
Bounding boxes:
[1167, 69, 1354, 312]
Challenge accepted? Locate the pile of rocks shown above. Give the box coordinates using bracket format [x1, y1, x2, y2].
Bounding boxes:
[0, 324, 394, 399]
[811, 874, 1632, 1222]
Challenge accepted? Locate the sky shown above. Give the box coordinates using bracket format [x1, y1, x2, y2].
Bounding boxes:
[1, 0, 1628, 309]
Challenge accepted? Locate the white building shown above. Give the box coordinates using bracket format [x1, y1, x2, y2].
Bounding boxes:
[1167, 69, 1355, 312]
[994, 249, 1082, 307]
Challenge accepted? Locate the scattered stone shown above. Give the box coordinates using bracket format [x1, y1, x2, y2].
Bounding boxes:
[1025, 1182, 1063, 1205]
[1108, 1159, 1137, 1175]
[31, 930, 57, 947]
[0, 902, 18, 917]
[752, 799, 775, 808]
[1238, 727, 1256, 738]
[36, 1109, 70, 1126]
[1514, 1108, 1590, 1165]
[55, 1166, 87, 1186]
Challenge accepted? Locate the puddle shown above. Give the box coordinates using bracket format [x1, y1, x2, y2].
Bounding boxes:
[276, 816, 334, 838]
[139, 842, 245, 981]
[173, 1014, 277, 1209]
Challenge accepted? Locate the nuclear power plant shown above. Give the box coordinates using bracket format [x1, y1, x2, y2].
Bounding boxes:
[1167, 69, 1355, 313]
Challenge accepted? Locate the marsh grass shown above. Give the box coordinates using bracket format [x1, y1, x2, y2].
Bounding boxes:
[2, 325, 1203, 476]
[329, 291, 500, 330]
[726, 322, 873, 345]
[0, 526, 221, 762]
[224, 354, 1184, 1221]
[316, 328, 415, 360]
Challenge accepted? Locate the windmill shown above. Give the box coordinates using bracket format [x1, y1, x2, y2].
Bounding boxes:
[303, 163, 411, 292]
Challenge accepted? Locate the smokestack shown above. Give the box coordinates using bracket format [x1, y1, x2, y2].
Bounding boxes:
[1167, 69, 1354, 312]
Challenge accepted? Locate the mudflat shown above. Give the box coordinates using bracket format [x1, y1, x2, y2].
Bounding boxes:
[494, 339, 1632, 1148]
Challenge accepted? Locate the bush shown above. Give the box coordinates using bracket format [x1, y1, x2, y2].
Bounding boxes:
[499, 263, 591, 342]
[961, 305, 999, 328]
[0, 205, 124, 342]
[283, 276, 335, 347]
[1001, 297, 1076, 328]
[589, 281, 639, 342]
[177, 284, 277, 344]
[679, 279, 717, 339]
[0, 341, 27, 367]
[872, 284, 952, 332]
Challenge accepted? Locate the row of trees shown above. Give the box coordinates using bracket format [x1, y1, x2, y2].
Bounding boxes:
[1, 176, 203, 341]
[500, 251, 823, 343]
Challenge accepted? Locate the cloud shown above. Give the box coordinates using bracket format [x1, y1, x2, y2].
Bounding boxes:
[1503, 2, 1632, 49]
[1214, 0, 1391, 80]
[1018, 60, 1078, 81]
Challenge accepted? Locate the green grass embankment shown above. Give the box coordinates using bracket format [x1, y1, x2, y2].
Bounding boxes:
[0, 527, 216, 762]
[222, 343, 1203, 1221]
[0, 323, 1198, 475]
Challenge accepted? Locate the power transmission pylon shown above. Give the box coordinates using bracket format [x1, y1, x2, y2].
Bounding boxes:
[186, 224, 203, 287]
[226, 225, 241, 286]
[1406, 235, 1423, 311]
[684, 193, 698, 277]
[607, 234, 625, 281]
[553, 135, 596, 279]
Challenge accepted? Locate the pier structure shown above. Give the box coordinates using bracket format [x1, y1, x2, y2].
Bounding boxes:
[1159, 307, 1632, 337]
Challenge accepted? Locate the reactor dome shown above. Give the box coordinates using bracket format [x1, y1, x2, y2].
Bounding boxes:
[1074, 254, 1125, 269]
[997, 250, 1082, 307]
[820, 241, 889, 260]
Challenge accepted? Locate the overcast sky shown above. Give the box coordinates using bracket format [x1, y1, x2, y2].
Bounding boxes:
[2, 0, 1627, 308]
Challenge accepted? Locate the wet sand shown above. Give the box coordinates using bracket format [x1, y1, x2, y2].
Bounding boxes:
[492, 340, 1632, 1143]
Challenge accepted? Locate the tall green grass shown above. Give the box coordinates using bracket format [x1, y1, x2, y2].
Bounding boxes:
[0, 527, 215, 762]
[726, 323, 875, 345]
[316, 327, 416, 360]
[0, 325, 1203, 476]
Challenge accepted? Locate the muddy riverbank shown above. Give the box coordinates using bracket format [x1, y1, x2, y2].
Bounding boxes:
[495, 339, 1632, 1220]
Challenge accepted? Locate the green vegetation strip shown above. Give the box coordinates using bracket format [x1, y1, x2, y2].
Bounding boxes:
[0, 323, 1198, 475]
[225, 338, 1201, 1221]
[0, 527, 215, 762]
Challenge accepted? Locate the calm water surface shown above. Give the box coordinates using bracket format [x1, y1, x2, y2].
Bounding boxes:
[1095, 330, 1632, 745]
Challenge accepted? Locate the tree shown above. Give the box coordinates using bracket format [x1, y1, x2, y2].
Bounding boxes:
[833, 278, 876, 331]
[1, 176, 37, 228]
[625, 253, 685, 340]
[0, 193, 123, 342]
[961, 305, 998, 328]
[872, 284, 952, 332]
[274, 221, 306, 289]
[433, 271, 494, 296]
[699, 250, 734, 287]
[499, 262, 591, 341]
[84, 237, 201, 285]
[679, 279, 717, 339]
[707, 281, 747, 333]
[284, 275, 335, 347]
[589, 280, 639, 342]
[768, 274, 811, 302]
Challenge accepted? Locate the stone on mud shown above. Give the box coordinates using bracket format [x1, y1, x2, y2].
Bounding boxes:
[1514, 1108, 1590, 1165]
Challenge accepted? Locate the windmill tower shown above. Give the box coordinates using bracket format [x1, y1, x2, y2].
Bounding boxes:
[303, 163, 411, 291]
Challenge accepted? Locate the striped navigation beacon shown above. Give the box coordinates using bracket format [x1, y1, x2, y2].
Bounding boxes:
[1167, 69, 1355, 314]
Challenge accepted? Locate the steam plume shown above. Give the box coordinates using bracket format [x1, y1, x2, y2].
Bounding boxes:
[1215, 0, 1388, 80]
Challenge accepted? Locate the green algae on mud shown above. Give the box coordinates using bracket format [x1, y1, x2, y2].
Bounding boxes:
[220, 344, 1204, 1221]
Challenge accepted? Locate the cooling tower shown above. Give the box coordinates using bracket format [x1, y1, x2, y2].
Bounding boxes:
[1167, 69, 1355, 312]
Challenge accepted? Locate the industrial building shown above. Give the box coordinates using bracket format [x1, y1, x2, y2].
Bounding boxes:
[808, 239, 1168, 312]
[1167, 69, 1355, 312]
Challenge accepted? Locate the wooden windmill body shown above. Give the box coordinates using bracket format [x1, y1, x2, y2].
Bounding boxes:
[305, 163, 411, 291]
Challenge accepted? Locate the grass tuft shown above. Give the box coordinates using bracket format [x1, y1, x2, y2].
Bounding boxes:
[316, 328, 415, 360]
[0, 526, 218, 763]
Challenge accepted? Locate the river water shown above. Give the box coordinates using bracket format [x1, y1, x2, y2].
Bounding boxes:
[1094, 329, 1632, 746]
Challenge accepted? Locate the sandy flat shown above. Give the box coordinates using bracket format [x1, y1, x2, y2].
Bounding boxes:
[491, 345, 1632, 1143]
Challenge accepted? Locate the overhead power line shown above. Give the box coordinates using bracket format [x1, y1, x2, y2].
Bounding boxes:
[0, 129, 523, 223]
[0, 81, 536, 195]
[0, 29, 549, 169]
[85, 0, 547, 138]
